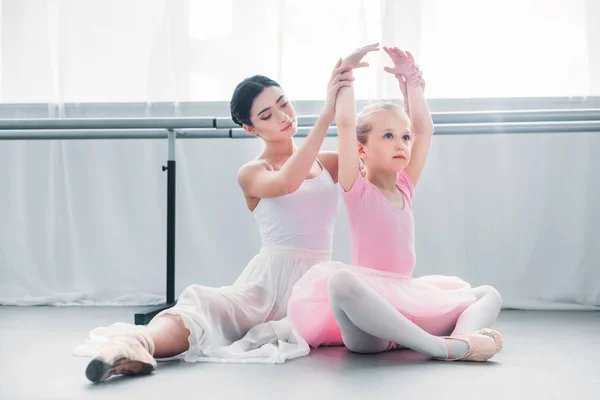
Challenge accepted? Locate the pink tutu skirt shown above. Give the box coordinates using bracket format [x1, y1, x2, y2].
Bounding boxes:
[287, 261, 477, 347]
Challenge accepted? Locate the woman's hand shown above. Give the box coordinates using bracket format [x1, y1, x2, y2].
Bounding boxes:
[341, 43, 380, 69]
[323, 43, 379, 120]
[322, 58, 355, 120]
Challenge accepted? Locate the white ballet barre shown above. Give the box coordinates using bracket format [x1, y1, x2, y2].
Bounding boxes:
[1, 120, 599, 141]
[2, 109, 600, 140]
[0, 117, 215, 130]
[0, 128, 227, 140]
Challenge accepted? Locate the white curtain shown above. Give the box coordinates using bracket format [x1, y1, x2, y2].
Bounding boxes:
[1, 0, 598, 104]
[1, 0, 599, 309]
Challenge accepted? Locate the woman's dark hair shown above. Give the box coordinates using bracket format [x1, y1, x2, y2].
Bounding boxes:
[230, 75, 281, 127]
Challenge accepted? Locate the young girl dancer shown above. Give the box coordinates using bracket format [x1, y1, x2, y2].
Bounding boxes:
[287, 44, 504, 361]
[80, 58, 361, 382]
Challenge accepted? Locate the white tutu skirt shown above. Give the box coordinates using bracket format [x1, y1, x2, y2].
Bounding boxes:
[72, 245, 329, 364]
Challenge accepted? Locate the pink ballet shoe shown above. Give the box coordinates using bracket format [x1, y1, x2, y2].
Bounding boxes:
[476, 328, 503, 353]
[441, 332, 498, 362]
[85, 333, 157, 383]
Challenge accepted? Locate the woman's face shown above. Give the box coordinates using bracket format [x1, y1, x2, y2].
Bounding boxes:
[245, 86, 297, 141]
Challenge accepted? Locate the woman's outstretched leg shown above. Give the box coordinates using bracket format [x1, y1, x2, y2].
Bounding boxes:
[85, 281, 270, 383]
[85, 313, 191, 383]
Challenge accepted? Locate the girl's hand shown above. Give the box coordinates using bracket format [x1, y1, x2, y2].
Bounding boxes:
[322, 58, 355, 120]
[383, 46, 425, 90]
[341, 43, 380, 69]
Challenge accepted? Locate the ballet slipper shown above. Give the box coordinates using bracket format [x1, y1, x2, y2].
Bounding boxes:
[476, 328, 503, 352]
[85, 332, 157, 383]
[440, 332, 498, 362]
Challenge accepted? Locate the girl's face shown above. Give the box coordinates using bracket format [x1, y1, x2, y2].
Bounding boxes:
[244, 86, 297, 141]
[360, 109, 413, 173]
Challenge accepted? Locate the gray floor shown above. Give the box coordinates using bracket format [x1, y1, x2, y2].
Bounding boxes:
[0, 307, 598, 400]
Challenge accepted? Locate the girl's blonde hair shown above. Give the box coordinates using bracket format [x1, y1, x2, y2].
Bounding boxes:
[356, 102, 408, 174]
[356, 102, 408, 144]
